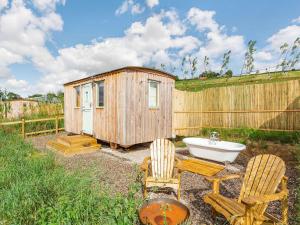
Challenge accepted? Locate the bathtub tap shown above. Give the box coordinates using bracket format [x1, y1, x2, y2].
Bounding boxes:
[209, 131, 220, 145]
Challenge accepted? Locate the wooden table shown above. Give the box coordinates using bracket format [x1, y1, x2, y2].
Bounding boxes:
[176, 158, 225, 177]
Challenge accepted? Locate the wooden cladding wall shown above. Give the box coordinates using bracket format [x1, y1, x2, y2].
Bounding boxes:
[173, 79, 300, 136]
[64, 70, 174, 146]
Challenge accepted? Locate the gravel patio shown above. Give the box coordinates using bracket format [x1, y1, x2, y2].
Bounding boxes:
[28, 133, 299, 225]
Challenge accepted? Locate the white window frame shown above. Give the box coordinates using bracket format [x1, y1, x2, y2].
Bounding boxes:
[96, 80, 105, 108]
[148, 80, 159, 109]
[74, 85, 81, 108]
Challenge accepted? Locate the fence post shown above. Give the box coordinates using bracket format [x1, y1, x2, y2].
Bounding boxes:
[55, 115, 58, 134]
[21, 118, 25, 139]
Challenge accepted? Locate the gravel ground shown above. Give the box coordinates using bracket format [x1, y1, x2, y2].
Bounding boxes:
[27, 134, 299, 225]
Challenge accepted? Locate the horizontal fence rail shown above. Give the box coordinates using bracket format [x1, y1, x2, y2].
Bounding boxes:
[173, 79, 300, 136]
[0, 115, 64, 138]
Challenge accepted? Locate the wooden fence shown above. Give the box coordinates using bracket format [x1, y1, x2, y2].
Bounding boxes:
[173, 79, 300, 136]
[0, 115, 64, 138]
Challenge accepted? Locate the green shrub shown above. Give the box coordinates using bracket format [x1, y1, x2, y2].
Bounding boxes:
[0, 131, 142, 225]
[199, 71, 220, 79]
[199, 127, 300, 144]
[224, 69, 233, 78]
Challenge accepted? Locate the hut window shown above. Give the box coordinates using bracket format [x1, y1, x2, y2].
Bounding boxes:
[74, 86, 81, 107]
[96, 81, 104, 107]
[148, 80, 159, 108]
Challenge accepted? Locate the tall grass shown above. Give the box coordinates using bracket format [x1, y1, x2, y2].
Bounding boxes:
[0, 131, 142, 225]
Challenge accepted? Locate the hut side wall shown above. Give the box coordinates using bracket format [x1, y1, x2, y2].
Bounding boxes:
[123, 71, 174, 146]
[92, 72, 126, 145]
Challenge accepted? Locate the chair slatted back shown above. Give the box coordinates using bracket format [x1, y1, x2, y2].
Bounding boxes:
[238, 154, 286, 216]
[150, 139, 176, 180]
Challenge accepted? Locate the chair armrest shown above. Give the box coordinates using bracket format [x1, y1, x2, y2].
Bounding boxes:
[241, 190, 288, 206]
[206, 174, 242, 182]
[174, 157, 182, 168]
[140, 156, 151, 171]
[206, 174, 242, 194]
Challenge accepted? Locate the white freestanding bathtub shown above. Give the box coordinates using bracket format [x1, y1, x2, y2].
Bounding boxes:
[183, 138, 246, 163]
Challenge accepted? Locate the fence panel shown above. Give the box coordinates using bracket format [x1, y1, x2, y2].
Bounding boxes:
[0, 115, 64, 138]
[173, 79, 300, 136]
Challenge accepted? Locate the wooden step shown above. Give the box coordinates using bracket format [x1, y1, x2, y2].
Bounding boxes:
[57, 135, 97, 147]
[46, 135, 101, 156]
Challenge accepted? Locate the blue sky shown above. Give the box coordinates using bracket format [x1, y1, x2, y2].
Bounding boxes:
[0, 0, 300, 96]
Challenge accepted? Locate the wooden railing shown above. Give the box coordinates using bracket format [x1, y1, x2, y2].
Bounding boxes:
[0, 115, 64, 138]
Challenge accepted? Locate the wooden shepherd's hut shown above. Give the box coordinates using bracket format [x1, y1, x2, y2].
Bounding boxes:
[63, 66, 175, 148]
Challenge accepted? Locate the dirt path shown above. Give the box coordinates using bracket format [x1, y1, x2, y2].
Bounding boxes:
[27, 134, 299, 225]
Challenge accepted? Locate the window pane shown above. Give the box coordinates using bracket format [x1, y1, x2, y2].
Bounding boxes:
[148, 80, 158, 108]
[75, 86, 80, 107]
[97, 81, 104, 107]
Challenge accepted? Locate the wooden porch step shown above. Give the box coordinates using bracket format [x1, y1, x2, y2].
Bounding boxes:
[57, 135, 97, 147]
[46, 135, 101, 156]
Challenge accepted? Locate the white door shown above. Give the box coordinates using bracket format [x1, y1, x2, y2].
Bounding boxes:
[82, 83, 93, 135]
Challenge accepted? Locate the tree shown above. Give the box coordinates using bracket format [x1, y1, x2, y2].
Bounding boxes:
[28, 93, 43, 98]
[220, 50, 231, 75]
[57, 91, 64, 105]
[203, 56, 210, 73]
[0, 89, 12, 118]
[46, 92, 57, 103]
[180, 57, 189, 79]
[288, 37, 300, 70]
[160, 63, 166, 71]
[187, 55, 198, 79]
[241, 40, 256, 75]
[276, 37, 300, 73]
[224, 69, 233, 78]
[277, 42, 289, 72]
[7, 92, 21, 100]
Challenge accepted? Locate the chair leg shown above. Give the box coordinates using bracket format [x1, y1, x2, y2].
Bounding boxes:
[282, 196, 288, 225]
[143, 185, 148, 198]
[177, 187, 180, 200]
[177, 172, 181, 200]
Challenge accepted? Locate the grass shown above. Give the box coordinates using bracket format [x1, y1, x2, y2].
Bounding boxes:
[0, 130, 142, 225]
[175, 70, 300, 92]
[174, 127, 300, 147]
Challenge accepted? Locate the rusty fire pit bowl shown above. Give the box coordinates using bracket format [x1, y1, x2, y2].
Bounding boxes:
[139, 198, 190, 225]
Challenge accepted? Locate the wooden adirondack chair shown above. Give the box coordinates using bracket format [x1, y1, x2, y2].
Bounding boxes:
[140, 139, 181, 200]
[204, 154, 289, 225]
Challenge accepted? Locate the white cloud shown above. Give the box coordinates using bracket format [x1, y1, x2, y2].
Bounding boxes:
[146, 0, 159, 8]
[34, 11, 200, 92]
[252, 24, 300, 71]
[187, 7, 245, 71]
[2, 3, 299, 96]
[115, 0, 133, 15]
[0, 0, 8, 9]
[131, 3, 144, 14]
[188, 8, 219, 33]
[292, 16, 300, 24]
[255, 51, 273, 61]
[115, 0, 144, 15]
[0, 0, 64, 96]
[32, 0, 65, 12]
[267, 25, 300, 51]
